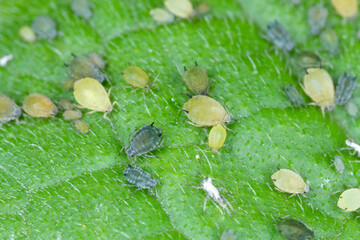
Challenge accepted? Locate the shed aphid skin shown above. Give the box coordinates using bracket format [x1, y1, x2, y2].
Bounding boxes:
[31, 16, 57, 40]
[58, 98, 73, 111]
[194, 2, 211, 15]
[66, 54, 106, 83]
[275, 218, 314, 240]
[123, 165, 158, 196]
[182, 62, 209, 95]
[283, 84, 304, 107]
[22, 93, 58, 118]
[346, 101, 358, 117]
[308, 5, 328, 35]
[331, 0, 358, 19]
[337, 188, 360, 212]
[63, 109, 82, 121]
[150, 8, 175, 24]
[19, 26, 36, 43]
[122, 65, 151, 89]
[0, 95, 22, 124]
[335, 73, 357, 106]
[164, 0, 194, 19]
[320, 28, 340, 54]
[0, 54, 13, 67]
[220, 229, 237, 240]
[344, 139, 360, 157]
[74, 119, 89, 133]
[208, 125, 226, 152]
[271, 169, 309, 197]
[87, 53, 106, 69]
[182, 95, 231, 127]
[265, 21, 294, 51]
[331, 156, 345, 174]
[71, 0, 92, 19]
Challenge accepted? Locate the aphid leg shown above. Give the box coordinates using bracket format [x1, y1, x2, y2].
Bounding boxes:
[185, 121, 203, 127]
[122, 184, 137, 187]
[75, 104, 86, 109]
[155, 136, 166, 150]
[129, 187, 144, 197]
[86, 110, 98, 115]
[285, 193, 296, 200]
[186, 183, 202, 189]
[212, 200, 224, 215]
[130, 157, 138, 165]
[148, 188, 156, 198]
[222, 195, 235, 214]
[144, 154, 158, 158]
[203, 195, 210, 215]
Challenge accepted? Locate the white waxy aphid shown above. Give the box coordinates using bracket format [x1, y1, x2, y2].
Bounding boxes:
[308, 5, 328, 35]
[71, 0, 92, 19]
[150, 8, 175, 24]
[0, 54, 13, 67]
[63, 109, 82, 120]
[208, 125, 226, 152]
[332, 156, 345, 173]
[337, 188, 360, 212]
[345, 139, 360, 157]
[74, 119, 89, 133]
[265, 21, 294, 51]
[346, 101, 358, 117]
[331, 0, 358, 19]
[164, 0, 194, 19]
[19, 26, 36, 43]
[271, 169, 309, 197]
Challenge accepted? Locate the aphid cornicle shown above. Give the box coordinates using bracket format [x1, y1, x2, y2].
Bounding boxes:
[122, 65, 151, 89]
[275, 218, 314, 240]
[335, 73, 357, 106]
[19, 26, 36, 43]
[220, 229, 237, 240]
[271, 169, 309, 197]
[182, 62, 209, 95]
[123, 165, 158, 196]
[283, 84, 304, 107]
[208, 125, 226, 152]
[22, 93, 58, 118]
[332, 156, 345, 174]
[331, 0, 358, 19]
[320, 28, 339, 54]
[265, 21, 294, 51]
[0, 95, 22, 124]
[31, 16, 57, 40]
[164, 0, 194, 19]
[182, 95, 231, 127]
[307, 5, 328, 35]
[74, 119, 89, 133]
[337, 188, 360, 212]
[71, 0, 92, 19]
[66, 54, 105, 83]
[150, 8, 175, 24]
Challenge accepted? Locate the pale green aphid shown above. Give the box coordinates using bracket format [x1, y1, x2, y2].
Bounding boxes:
[182, 62, 209, 95]
[31, 16, 57, 40]
[308, 5, 328, 35]
[271, 169, 309, 197]
[164, 0, 194, 19]
[122, 65, 151, 89]
[74, 119, 89, 133]
[150, 8, 174, 24]
[337, 188, 360, 212]
[320, 28, 340, 54]
[58, 98, 74, 111]
[19, 26, 36, 43]
[331, 156, 345, 173]
[63, 109, 82, 121]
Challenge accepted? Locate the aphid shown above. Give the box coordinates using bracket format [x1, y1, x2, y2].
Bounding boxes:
[283, 84, 304, 107]
[182, 62, 209, 95]
[331, 0, 358, 19]
[265, 21, 294, 51]
[308, 5, 328, 35]
[31, 16, 57, 40]
[344, 139, 360, 157]
[58, 98, 73, 110]
[87, 53, 106, 69]
[123, 165, 158, 196]
[294, 51, 322, 70]
[74, 119, 89, 133]
[182, 95, 231, 127]
[195, 2, 211, 15]
[63, 79, 74, 89]
[303, 68, 335, 116]
[320, 28, 340, 54]
[337, 188, 360, 212]
[150, 8, 175, 24]
[220, 229, 237, 240]
[66, 54, 105, 83]
[22, 93, 58, 118]
[275, 218, 314, 240]
[346, 101, 358, 117]
[19, 26, 36, 43]
[0, 55, 13, 67]
[73, 77, 114, 117]
[0, 95, 22, 124]
[271, 169, 309, 197]
[331, 156, 345, 173]
[122, 65, 151, 89]
[164, 0, 194, 19]
[124, 122, 163, 163]
[335, 73, 357, 106]
[71, 0, 92, 19]
[63, 109, 82, 120]
[208, 125, 226, 152]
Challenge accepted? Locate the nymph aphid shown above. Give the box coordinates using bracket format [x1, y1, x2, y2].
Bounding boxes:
[283, 84, 304, 107]
[271, 169, 309, 198]
[331, 0, 358, 19]
[182, 62, 209, 95]
[31, 16, 57, 40]
[265, 21, 294, 51]
[335, 73, 357, 106]
[308, 5, 328, 35]
[208, 125, 226, 152]
[320, 28, 340, 54]
[19, 26, 36, 43]
[63, 109, 82, 121]
[123, 165, 158, 196]
[337, 188, 360, 212]
[58, 98, 74, 111]
[275, 217, 314, 240]
[331, 155, 345, 174]
[66, 54, 106, 83]
[164, 0, 194, 19]
[150, 8, 175, 24]
[22, 93, 58, 118]
[74, 119, 89, 133]
[122, 65, 152, 89]
[0, 95, 22, 124]
[71, 0, 92, 19]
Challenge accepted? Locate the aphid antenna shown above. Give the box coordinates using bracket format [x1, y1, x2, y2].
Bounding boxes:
[150, 122, 155, 126]
[182, 108, 189, 114]
[71, 53, 76, 58]
[186, 93, 193, 98]
[64, 63, 69, 67]
[184, 66, 187, 72]
[304, 68, 309, 75]
[194, 61, 198, 66]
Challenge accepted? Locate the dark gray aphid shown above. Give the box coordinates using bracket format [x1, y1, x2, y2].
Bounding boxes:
[31, 16, 57, 39]
[123, 165, 157, 195]
[284, 84, 304, 107]
[308, 5, 328, 35]
[335, 73, 357, 105]
[65, 54, 105, 83]
[276, 218, 314, 240]
[266, 21, 294, 51]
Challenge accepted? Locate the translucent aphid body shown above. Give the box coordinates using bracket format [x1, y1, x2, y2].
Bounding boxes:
[58, 98, 73, 110]
[122, 66, 151, 89]
[164, 0, 194, 19]
[31, 16, 57, 40]
[123, 165, 157, 195]
[182, 95, 231, 127]
[0, 95, 22, 124]
[208, 125, 226, 152]
[320, 28, 339, 54]
[19, 26, 36, 43]
[266, 21, 294, 51]
[66, 55, 105, 83]
[71, 0, 92, 19]
[63, 109, 82, 120]
[271, 169, 309, 195]
[332, 156, 345, 173]
[22, 93, 58, 118]
[335, 73, 357, 106]
[182, 63, 209, 95]
[308, 5, 328, 35]
[295, 51, 322, 70]
[276, 218, 314, 240]
[284, 84, 304, 107]
[150, 8, 175, 24]
[331, 0, 358, 19]
[74, 119, 89, 133]
[345, 139, 360, 157]
[337, 188, 360, 212]
[220, 229, 237, 240]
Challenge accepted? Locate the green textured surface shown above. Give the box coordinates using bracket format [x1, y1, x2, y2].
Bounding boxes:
[0, 0, 359, 239]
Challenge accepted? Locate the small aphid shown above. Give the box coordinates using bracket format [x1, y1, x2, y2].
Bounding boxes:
[58, 98, 73, 110]
[276, 218, 314, 240]
[220, 229, 237, 240]
[283, 84, 304, 107]
[335, 73, 357, 106]
[345, 139, 360, 157]
[337, 188, 360, 212]
[71, 0, 92, 19]
[164, 0, 194, 19]
[195, 2, 211, 15]
[123, 165, 158, 196]
[19, 26, 36, 43]
[87, 53, 106, 69]
[346, 101, 358, 116]
[122, 65, 151, 89]
[63, 79, 74, 89]
[74, 119, 89, 133]
[66, 54, 105, 83]
[182, 62, 209, 95]
[31, 16, 57, 40]
[266, 21, 294, 51]
[63, 109, 82, 120]
[303, 68, 335, 116]
[22, 93, 58, 118]
[0, 54, 13, 67]
[271, 169, 309, 197]
[331, 156, 345, 173]
[308, 5, 328, 35]
[0, 95, 22, 124]
[331, 0, 358, 19]
[295, 51, 322, 70]
[320, 28, 340, 54]
[208, 125, 226, 152]
[182, 95, 231, 127]
[150, 8, 175, 24]
[124, 122, 163, 162]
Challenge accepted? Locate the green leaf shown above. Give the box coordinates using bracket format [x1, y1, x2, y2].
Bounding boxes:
[1, 0, 359, 239]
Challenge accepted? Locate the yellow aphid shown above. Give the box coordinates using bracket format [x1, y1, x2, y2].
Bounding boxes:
[22, 93, 58, 118]
[208, 125, 226, 152]
[73, 78, 113, 115]
[303, 68, 335, 115]
[58, 98, 73, 110]
[122, 66, 151, 89]
[182, 63, 209, 95]
[19, 26, 36, 43]
[0, 95, 22, 124]
[63, 110, 82, 120]
[164, 0, 194, 19]
[331, 0, 358, 19]
[150, 8, 175, 24]
[271, 169, 309, 196]
[74, 119, 89, 133]
[182, 95, 231, 127]
[337, 188, 360, 212]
